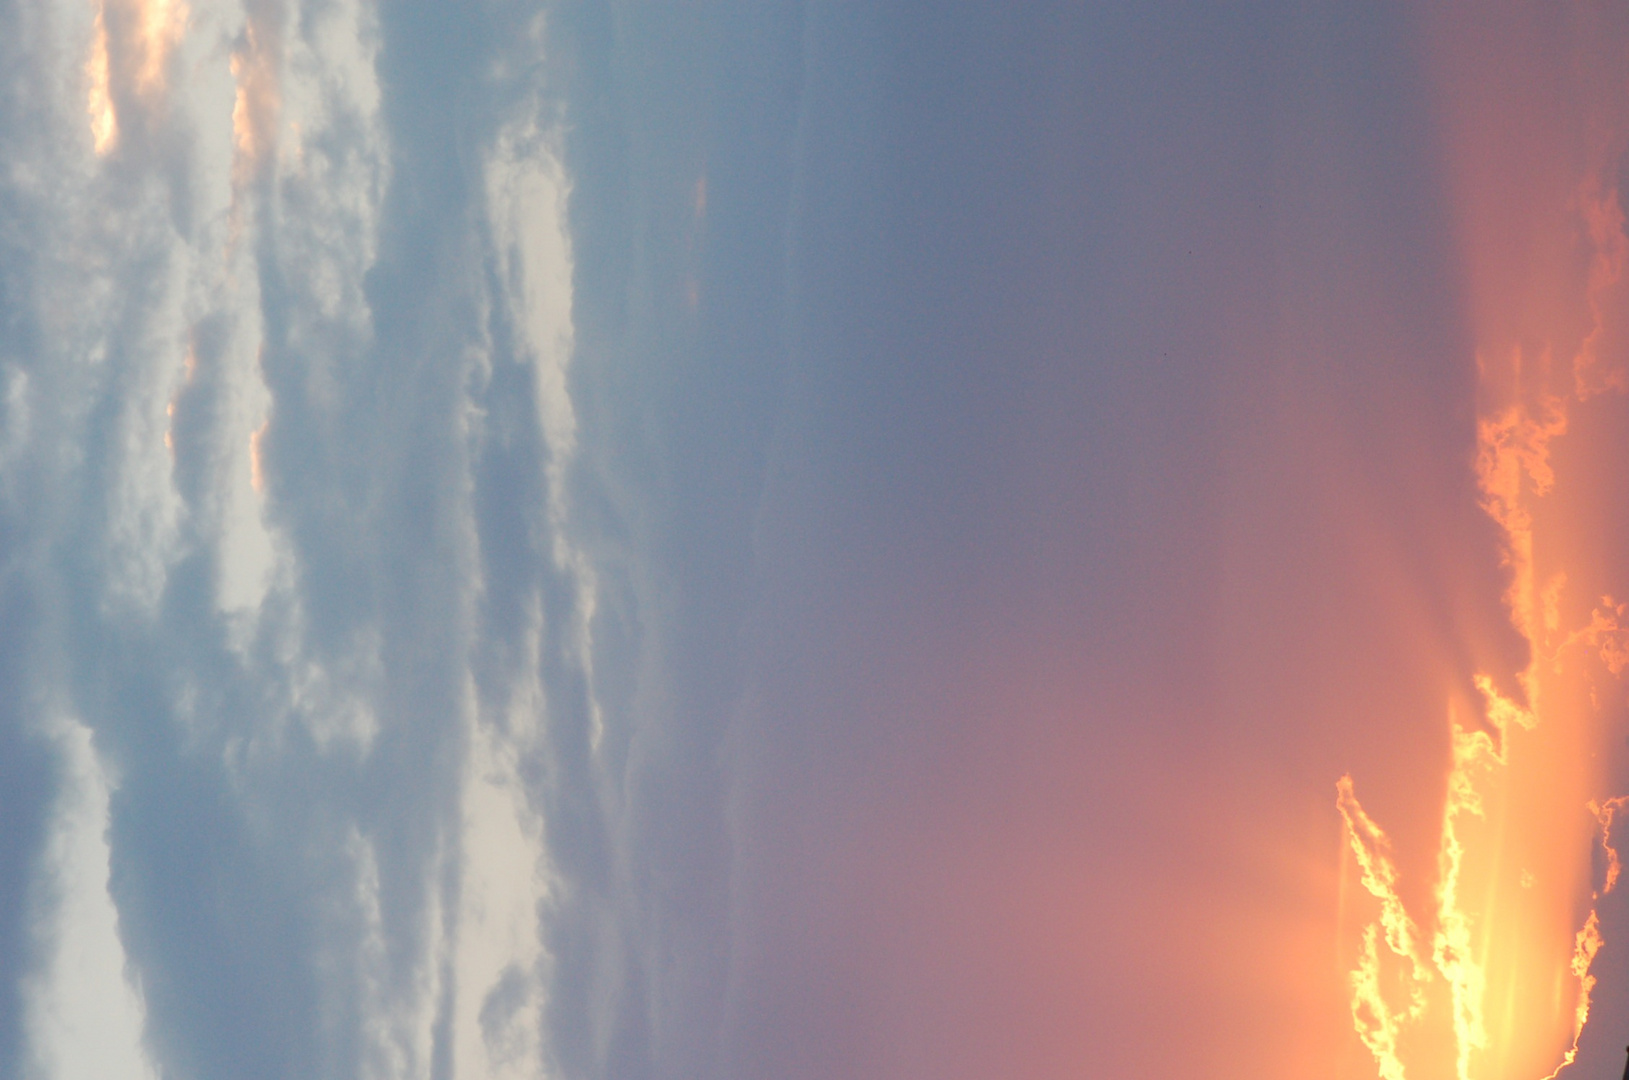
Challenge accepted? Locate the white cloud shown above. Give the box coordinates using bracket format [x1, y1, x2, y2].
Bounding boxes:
[24, 717, 158, 1080]
[453, 659, 549, 1080]
[487, 99, 576, 474]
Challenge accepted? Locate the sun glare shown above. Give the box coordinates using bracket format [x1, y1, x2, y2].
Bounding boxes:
[1339, 180, 1629, 1080]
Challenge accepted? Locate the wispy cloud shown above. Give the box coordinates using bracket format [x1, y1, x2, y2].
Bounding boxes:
[24, 717, 158, 1080]
[0, 0, 594, 1077]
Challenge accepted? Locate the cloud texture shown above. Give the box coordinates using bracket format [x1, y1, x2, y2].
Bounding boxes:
[0, 0, 596, 1075]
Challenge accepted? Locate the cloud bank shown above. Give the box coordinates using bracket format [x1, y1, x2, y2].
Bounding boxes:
[0, 0, 614, 1075]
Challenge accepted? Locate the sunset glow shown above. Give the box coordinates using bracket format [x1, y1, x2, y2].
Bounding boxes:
[1337, 15, 1629, 1076]
[132, 0, 187, 94]
[229, 17, 279, 185]
[1338, 347, 1629, 1076]
[83, 0, 189, 154]
[86, 6, 115, 154]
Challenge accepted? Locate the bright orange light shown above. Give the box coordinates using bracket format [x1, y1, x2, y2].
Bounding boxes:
[86, 4, 116, 154]
[1339, 224, 1629, 1080]
[248, 418, 267, 495]
[132, 0, 186, 95]
[83, 0, 190, 153]
[1334, 11, 1629, 1071]
[229, 18, 279, 185]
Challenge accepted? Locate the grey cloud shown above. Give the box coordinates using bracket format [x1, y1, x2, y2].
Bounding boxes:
[0, 0, 585, 1077]
[0, 590, 57, 1079]
[530, 2, 809, 1077]
[3, 0, 805, 1075]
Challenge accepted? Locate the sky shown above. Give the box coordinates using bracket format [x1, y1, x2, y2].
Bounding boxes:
[4, 2, 1629, 1079]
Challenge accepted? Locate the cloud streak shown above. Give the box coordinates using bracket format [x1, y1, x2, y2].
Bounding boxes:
[24, 717, 158, 1080]
[0, 0, 598, 1077]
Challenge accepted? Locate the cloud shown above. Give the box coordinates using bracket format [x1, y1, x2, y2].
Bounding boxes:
[23, 717, 159, 1080]
[0, 0, 597, 1078]
[6, 0, 818, 1074]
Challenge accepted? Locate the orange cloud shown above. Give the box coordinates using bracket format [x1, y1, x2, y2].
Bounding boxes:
[230, 16, 281, 188]
[86, 7, 115, 154]
[1336, 11, 1629, 1078]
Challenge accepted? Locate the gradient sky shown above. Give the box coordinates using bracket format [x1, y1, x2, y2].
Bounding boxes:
[5, 2, 1629, 1079]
